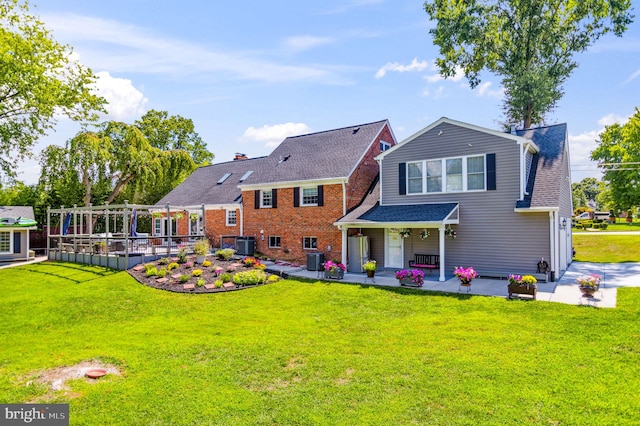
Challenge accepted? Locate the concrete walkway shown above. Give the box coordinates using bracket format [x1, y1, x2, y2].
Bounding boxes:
[268, 261, 640, 308]
[0, 256, 48, 269]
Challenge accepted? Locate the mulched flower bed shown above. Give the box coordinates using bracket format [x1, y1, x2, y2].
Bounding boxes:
[127, 255, 277, 294]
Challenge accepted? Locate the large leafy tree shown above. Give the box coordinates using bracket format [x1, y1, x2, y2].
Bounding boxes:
[591, 108, 640, 209]
[424, 0, 633, 129]
[39, 122, 196, 214]
[0, 0, 105, 180]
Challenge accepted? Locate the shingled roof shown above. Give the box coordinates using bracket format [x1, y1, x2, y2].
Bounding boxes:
[156, 156, 269, 207]
[0, 206, 35, 220]
[240, 120, 389, 186]
[515, 123, 568, 209]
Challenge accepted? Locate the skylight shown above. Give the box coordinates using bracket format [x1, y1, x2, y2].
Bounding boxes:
[217, 173, 232, 184]
[239, 170, 253, 182]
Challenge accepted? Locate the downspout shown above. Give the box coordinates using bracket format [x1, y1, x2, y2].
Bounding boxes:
[340, 226, 348, 267]
[239, 204, 244, 236]
[342, 180, 347, 216]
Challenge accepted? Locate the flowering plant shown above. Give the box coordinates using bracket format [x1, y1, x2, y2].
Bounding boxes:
[444, 226, 456, 239]
[453, 266, 477, 284]
[395, 269, 425, 285]
[576, 274, 601, 288]
[398, 229, 412, 238]
[324, 260, 346, 272]
[419, 229, 431, 240]
[508, 274, 537, 287]
[362, 260, 377, 271]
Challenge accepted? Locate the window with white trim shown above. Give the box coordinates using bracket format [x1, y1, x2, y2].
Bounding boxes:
[407, 154, 486, 194]
[154, 218, 161, 236]
[0, 232, 10, 253]
[380, 141, 391, 151]
[226, 210, 237, 226]
[268, 236, 281, 248]
[303, 236, 317, 250]
[301, 187, 318, 206]
[261, 190, 273, 208]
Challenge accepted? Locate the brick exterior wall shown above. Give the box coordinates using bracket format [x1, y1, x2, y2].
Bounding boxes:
[204, 208, 241, 248]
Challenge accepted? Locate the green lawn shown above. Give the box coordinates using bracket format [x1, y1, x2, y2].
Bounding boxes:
[1, 262, 640, 425]
[573, 234, 640, 262]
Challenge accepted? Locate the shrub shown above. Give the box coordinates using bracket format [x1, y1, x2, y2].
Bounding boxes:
[177, 248, 188, 264]
[157, 268, 167, 278]
[242, 256, 258, 266]
[202, 260, 211, 267]
[146, 267, 158, 277]
[158, 257, 170, 265]
[179, 274, 190, 283]
[268, 275, 280, 283]
[220, 272, 232, 283]
[167, 262, 179, 271]
[184, 261, 193, 269]
[214, 279, 223, 288]
[254, 263, 267, 271]
[196, 278, 206, 287]
[233, 270, 267, 286]
[193, 238, 210, 256]
[144, 263, 156, 272]
[215, 248, 235, 260]
[192, 269, 203, 277]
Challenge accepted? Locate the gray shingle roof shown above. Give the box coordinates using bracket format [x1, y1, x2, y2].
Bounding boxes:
[242, 120, 389, 185]
[156, 157, 269, 206]
[0, 206, 35, 220]
[515, 124, 567, 208]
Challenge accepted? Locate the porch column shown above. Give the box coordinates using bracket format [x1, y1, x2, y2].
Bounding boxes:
[438, 226, 445, 282]
[341, 227, 348, 267]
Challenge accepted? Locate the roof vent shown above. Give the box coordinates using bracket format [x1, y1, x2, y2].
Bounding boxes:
[352, 127, 360, 134]
[277, 155, 291, 165]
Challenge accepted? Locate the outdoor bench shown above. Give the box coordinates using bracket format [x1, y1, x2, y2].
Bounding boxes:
[409, 254, 440, 273]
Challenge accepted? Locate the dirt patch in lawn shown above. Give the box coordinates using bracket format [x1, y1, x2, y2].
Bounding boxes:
[127, 255, 280, 293]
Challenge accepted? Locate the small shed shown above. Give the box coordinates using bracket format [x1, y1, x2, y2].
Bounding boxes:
[0, 206, 37, 263]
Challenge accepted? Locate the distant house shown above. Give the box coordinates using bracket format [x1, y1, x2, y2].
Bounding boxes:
[336, 117, 573, 281]
[0, 206, 37, 263]
[157, 120, 397, 263]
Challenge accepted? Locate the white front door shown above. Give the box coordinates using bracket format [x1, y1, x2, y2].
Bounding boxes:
[385, 229, 403, 268]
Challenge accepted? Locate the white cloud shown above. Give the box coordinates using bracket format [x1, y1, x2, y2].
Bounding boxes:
[241, 123, 311, 148]
[422, 86, 445, 98]
[423, 66, 464, 83]
[93, 71, 148, 120]
[598, 113, 629, 127]
[621, 68, 640, 86]
[285, 35, 335, 53]
[475, 81, 504, 98]
[41, 13, 342, 84]
[375, 57, 429, 79]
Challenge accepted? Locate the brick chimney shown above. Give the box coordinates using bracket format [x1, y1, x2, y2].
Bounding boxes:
[234, 153, 248, 161]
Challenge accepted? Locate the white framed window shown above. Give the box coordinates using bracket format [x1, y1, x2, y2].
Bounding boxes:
[189, 212, 202, 236]
[268, 236, 281, 248]
[467, 155, 485, 190]
[154, 218, 161, 236]
[406, 154, 486, 194]
[261, 190, 273, 208]
[303, 236, 317, 250]
[407, 162, 423, 194]
[380, 141, 391, 151]
[0, 232, 10, 253]
[226, 210, 237, 226]
[301, 187, 318, 206]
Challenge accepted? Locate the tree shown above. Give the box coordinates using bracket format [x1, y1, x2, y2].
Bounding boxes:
[39, 122, 196, 214]
[135, 110, 213, 166]
[0, 0, 105, 180]
[591, 108, 640, 209]
[424, 0, 633, 129]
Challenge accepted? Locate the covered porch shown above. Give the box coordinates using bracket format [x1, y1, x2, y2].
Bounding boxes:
[335, 202, 459, 282]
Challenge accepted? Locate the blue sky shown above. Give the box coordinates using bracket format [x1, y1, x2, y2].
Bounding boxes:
[19, 0, 640, 184]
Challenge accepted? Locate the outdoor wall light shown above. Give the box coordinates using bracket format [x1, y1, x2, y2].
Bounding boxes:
[561, 218, 567, 229]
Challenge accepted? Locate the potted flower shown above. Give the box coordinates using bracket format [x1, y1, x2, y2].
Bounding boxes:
[444, 226, 457, 239]
[507, 274, 538, 299]
[193, 238, 210, 264]
[398, 229, 412, 238]
[362, 260, 377, 278]
[419, 229, 431, 240]
[576, 274, 601, 298]
[323, 260, 346, 280]
[453, 266, 477, 290]
[395, 269, 425, 287]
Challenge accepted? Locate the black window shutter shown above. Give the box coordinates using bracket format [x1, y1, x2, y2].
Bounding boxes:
[254, 190, 260, 209]
[293, 187, 300, 207]
[317, 185, 324, 206]
[272, 189, 277, 208]
[486, 153, 496, 191]
[13, 232, 21, 253]
[399, 162, 406, 195]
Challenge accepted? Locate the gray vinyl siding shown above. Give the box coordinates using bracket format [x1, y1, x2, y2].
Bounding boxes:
[380, 122, 551, 274]
[366, 228, 385, 267]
